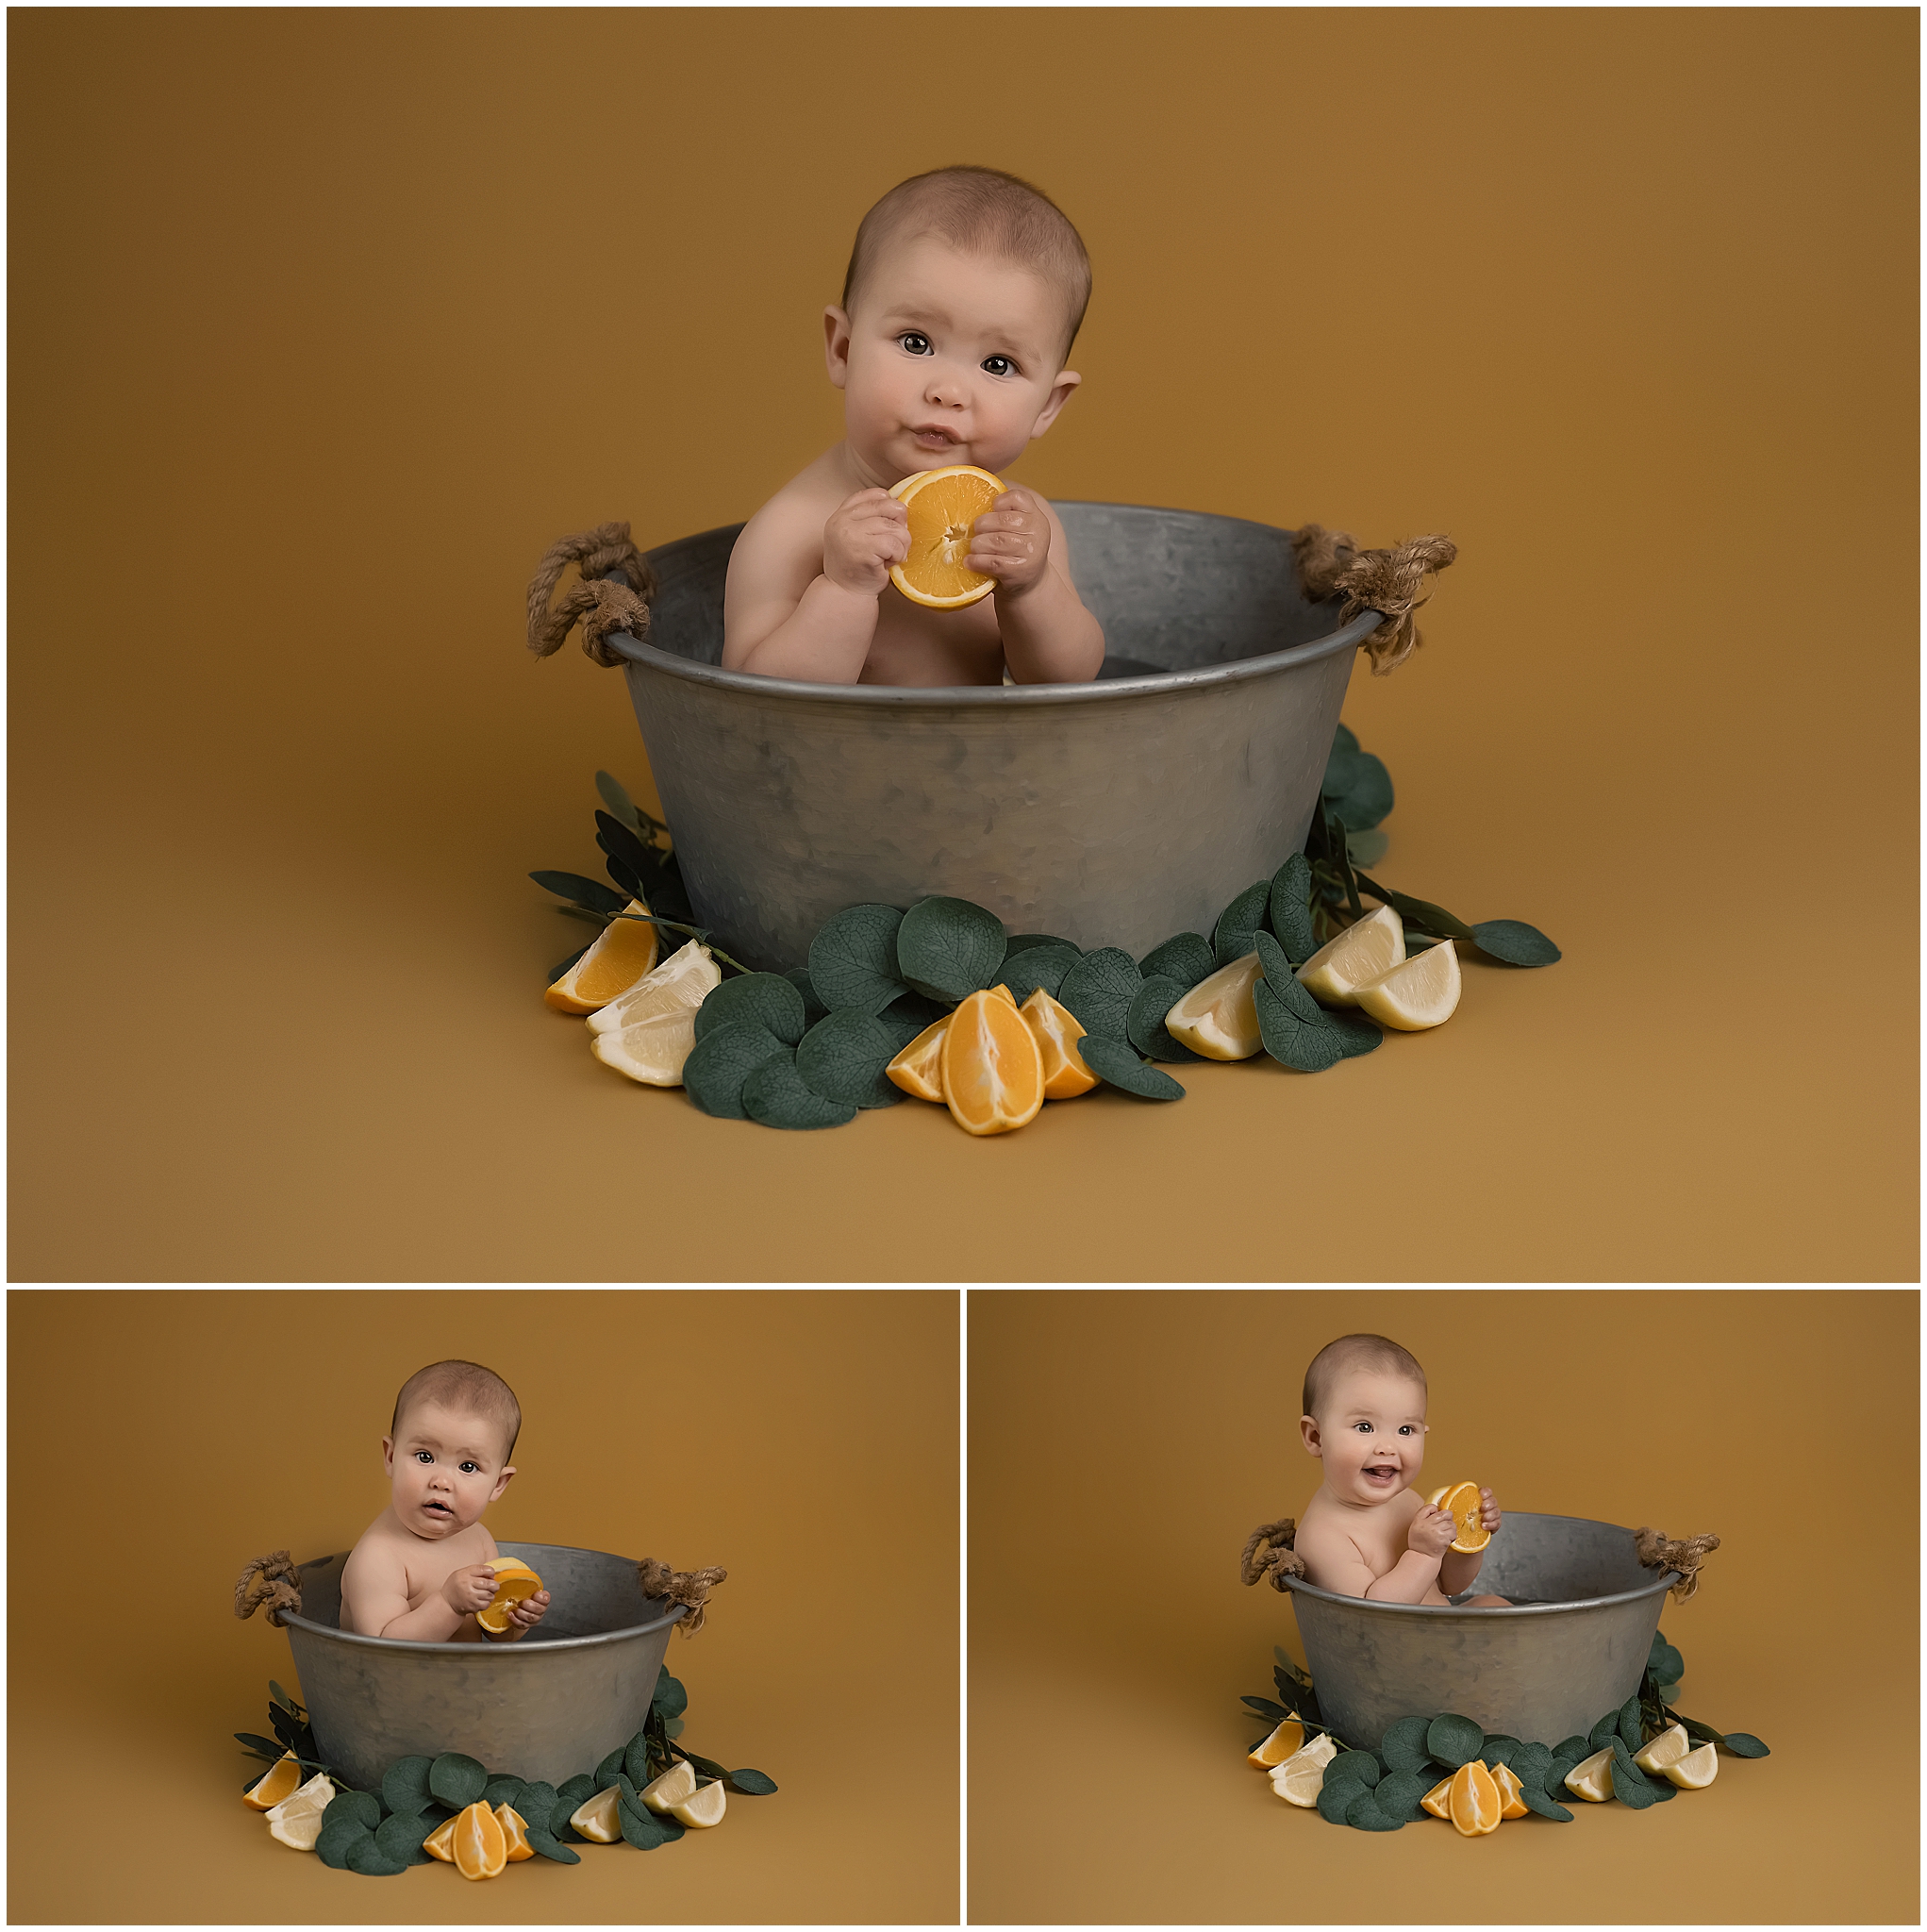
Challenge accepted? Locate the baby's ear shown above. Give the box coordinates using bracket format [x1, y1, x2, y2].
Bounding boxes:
[490, 1464, 516, 1502]
[381, 1436, 394, 1474]
[1299, 1415, 1322, 1457]
[822, 306, 853, 390]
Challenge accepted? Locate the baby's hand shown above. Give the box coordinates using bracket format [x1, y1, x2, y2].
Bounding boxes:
[823, 489, 909, 598]
[1478, 1488, 1502, 1536]
[965, 490, 1051, 596]
[441, 1562, 500, 1617]
[1407, 1505, 1457, 1560]
[506, 1588, 551, 1633]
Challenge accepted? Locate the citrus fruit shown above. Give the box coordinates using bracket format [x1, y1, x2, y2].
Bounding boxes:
[1420, 1774, 1454, 1819]
[242, 1749, 304, 1811]
[1268, 1731, 1337, 1794]
[1432, 1480, 1489, 1554]
[1492, 1762, 1529, 1819]
[591, 1007, 701, 1086]
[586, 939, 719, 1035]
[475, 1557, 542, 1634]
[1247, 1718, 1305, 1770]
[569, 1783, 623, 1842]
[265, 1773, 335, 1850]
[940, 987, 1045, 1135]
[1353, 938, 1461, 1030]
[1663, 1742, 1719, 1788]
[888, 464, 1007, 608]
[887, 1015, 950, 1101]
[640, 1759, 699, 1813]
[1294, 903, 1405, 1007]
[669, 1779, 727, 1828]
[545, 899, 659, 1013]
[424, 1815, 457, 1861]
[1020, 988, 1098, 1098]
[1564, 1746, 1615, 1802]
[496, 1803, 535, 1860]
[1448, 1759, 1503, 1836]
[1164, 953, 1265, 1059]
[1271, 1754, 1325, 1807]
[1634, 1722, 1690, 1775]
[453, 1796, 508, 1877]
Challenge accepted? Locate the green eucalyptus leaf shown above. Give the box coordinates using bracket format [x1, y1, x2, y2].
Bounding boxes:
[1511, 1741, 1553, 1790]
[807, 904, 908, 1012]
[652, 1671, 688, 1719]
[429, 1752, 487, 1809]
[1331, 722, 1360, 756]
[682, 1021, 789, 1120]
[1138, 932, 1216, 988]
[1324, 1751, 1380, 1789]
[1618, 1696, 1643, 1753]
[1212, 881, 1271, 966]
[1372, 1768, 1429, 1824]
[1242, 1695, 1291, 1722]
[1254, 978, 1346, 1073]
[795, 1008, 912, 1108]
[1673, 1712, 1726, 1748]
[1076, 1036, 1184, 1099]
[1267, 855, 1318, 965]
[1316, 1776, 1358, 1824]
[1126, 974, 1204, 1062]
[316, 1818, 372, 1868]
[525, 1827, 581, 1864]
[741, 1050, 859, 1130]
[1005, 933, 1082, 957]
[517, 1781, 560, 1832]
[896, 895, 1007, 1001]
[996, 946, 1075, 1003]
[1610, 1756, 1659, 1808]
[680, 1751, 730, 1782]
[694, 972, 806, 1047]
[345, 1834, 409, 1876]
[1553, 1735, 1590, 1763]
[557, 1773, 597, 1805]
[1480, 1735, 1522, 1771]
[1589, 1710, 1622, 1751]
[594, 769, 643, 830]
[268, 1680, 300, 1714]
[1057, 948, 1143, 1041]
[1322, 747, 1394, 831]
[621, 1798, 675, 1849]
[1472, 919, 1562, 967]
[381, 1757, 436, 1816]
[483, 1774, 524, 1811]
[374, 1808, 437, 1865]
[529, 869, 628, 915]
[1720, 1733, 1770, 1757]
[784, 966, 830, 1026]
[727, 1768, 778, 1795]
[1344, 1786, 1403, 1831]
[1520, 1784, 1573, 1822]
[624, 1733, 654, 1788]
[324, 1789, 383, 1832]
[235, 1732, 283, 1759]
[1354, 873, 1479, 943]
[877, 989, 953, 1034]
[1345, 828, 1389, 869]
[1379, 1716, 1434, 1774]
[1425, 1714, 1484, 1769]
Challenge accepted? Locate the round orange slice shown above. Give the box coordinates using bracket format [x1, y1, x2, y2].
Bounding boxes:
[475, 1557, 542, 1634]
[1435, 1481, 1490, 1554]
[1020, 988, 1098, 1099]
[1448, 1759, 1503, 1836]
[940, 987, 1045, 1135]
[452, 1798, 507, 1879]
[545, 899, 659, 1013]
[889, 465, 1007, 608]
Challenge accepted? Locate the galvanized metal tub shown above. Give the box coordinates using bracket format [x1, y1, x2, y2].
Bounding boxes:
[279, 1542, 683, 1792]
[1284, 1513, 1679, 1751]
[607, 504, 1384, 973]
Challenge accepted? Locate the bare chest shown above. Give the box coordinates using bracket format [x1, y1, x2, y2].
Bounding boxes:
[862, 584, 1005, 687]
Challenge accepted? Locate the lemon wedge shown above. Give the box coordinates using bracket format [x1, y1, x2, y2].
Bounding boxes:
[640, 1758, 698, 1813]
[586, 939, 719, 1034]
[1353, 939, 1461, 1030]
[569, 1783, 623, 1842]
[1293, 903, 1405, 1006]
[265, 1773, 335, 1849]
[1563, 1745, 1615, 1802]
[1663, 1742, 1719, 1788]
[591, 1007, 701, 1086]
[1634, 1722, 1690, 1775]
[1271, 1754, 1326, 1807]
[1165, 953, 1264, 1059]
[670, 1779, 727, 1828]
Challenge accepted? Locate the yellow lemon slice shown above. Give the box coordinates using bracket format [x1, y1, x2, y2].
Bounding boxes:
[1247, 1718, 1305, 1770]
[1164, 953, 1264, 1060]
[1294, 903, 1405, 1007]
[1634, 1722, 1691, 1775]
[586, 939, 719, 1035]
[545, 899, 659, 1013]
[475, 1558, 541, 1634]
[889, 465, 1007, 608]
[1663, 1742, 1719, 1788]
[640, 1758, 699, 1813]
[1271, 1754, 1325, 1807]
[1564, 1745, 1615, 1802]
[591, 1007, 701, 1086]
[242, 1750, 304, 1811]
[669, 1779, 727, 1828]
[569, 1783, 624, 1842]
[1353, 939, 1461, 1030]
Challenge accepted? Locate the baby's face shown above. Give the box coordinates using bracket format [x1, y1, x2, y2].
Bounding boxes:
[1301, 1370, 1429, 1508]
[382, 1398, 513, 1541]
[826, 234, 1080, 487]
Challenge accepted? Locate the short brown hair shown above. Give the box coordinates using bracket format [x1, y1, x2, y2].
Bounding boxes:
[390, 1359, 522, 1462]
[1302, 1335, 1427, 1421]
[840, 164, 1092, 360]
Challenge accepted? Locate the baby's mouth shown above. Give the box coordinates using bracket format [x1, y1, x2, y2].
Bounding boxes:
[423, 1500, 454, 1519]
[1362, 1464, 1399, 1485]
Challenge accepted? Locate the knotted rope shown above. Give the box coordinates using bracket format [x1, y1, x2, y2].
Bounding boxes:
[526, 521, 658, 668]
[1635, 1526, 1720, 1602]
[234, 1550, 303, 1627]
[1293, 525, 1458, 675]
[1239, 1517, 1306, 1591]
[638, 1557, 728, 1637]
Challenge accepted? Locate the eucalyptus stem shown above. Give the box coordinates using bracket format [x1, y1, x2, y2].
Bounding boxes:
[611, 912, 751, 975]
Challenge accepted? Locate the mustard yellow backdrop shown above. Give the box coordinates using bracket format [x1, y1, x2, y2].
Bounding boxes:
[968, 1288, 1919, 1923]
[8, 9, 1916, 1280]
[7, 1289, 959, 1924]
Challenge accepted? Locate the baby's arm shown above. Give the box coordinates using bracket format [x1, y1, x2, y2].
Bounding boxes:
[341, 1543, 495, 1642]
[723, 491, 908, 684]
[1437, 1488, 1503, 1597]
[967, 491, 1105, 684]
[1299, 1505, 1459, 1605]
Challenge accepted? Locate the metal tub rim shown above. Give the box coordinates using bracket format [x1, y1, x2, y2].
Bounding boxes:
[1281, 1511, 1682, 1618]
[281, 1541, 686, 1656]
[606, 502, 1387, 703]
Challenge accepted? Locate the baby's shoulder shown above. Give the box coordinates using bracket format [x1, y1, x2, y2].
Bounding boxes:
[735, 453, 846, 557]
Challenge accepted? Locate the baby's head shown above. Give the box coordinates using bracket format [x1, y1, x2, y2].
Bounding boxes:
[1298, 1334, 1430, 1508]
[826, 164, 1091, 485]
[382, 1358, 522, 1542]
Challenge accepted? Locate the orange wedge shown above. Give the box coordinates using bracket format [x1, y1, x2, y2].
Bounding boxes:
[424, 1815, 457, 1861]
[940, 987, 1045, 1135]
[1020, 988, 1098, 1099]
[889, 465, 1007, 608]
[545, 899, 659, 1013]
[475, 1557, 542, 1634]
[453, 1798, 507, 1879]
[1246, 1718, 1305, 1770]
[1492, 1762, 1529, 1819]
[1431, 1480, 1490, 1554]
[496, 1804, 535, 1860]
[887, 1016, 950, 1101]
[1448, 1759, 1503, 1837]
[1420, 1774, 1454, 1819]
[242, 1750, 303, 1811]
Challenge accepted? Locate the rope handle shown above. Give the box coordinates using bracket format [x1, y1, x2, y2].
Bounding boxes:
[1635, 1526, 1720, 1602]
[234, 1550, 303, 1626]
[1294, 525, 1457, 675]
[1239, 1517, 1305, 1591]
[638, 1557, 728, 1637]
[527, 521, 658, 667]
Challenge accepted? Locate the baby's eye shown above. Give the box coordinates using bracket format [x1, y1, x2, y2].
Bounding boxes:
[414, 1451, 433, 1464]
[981, 355, 1017, 377]
[1352, 1422, 1372, 1433]
[897, 332, 932, 357]
[459, 1461, 479, 1474]
[1399, 1425, 1418, 1436]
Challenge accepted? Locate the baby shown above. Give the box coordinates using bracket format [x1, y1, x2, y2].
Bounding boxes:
[723, 165, 1105, 688]
[341, 1358, 554, 1642]
[1293, 1334, 1509, 1607]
